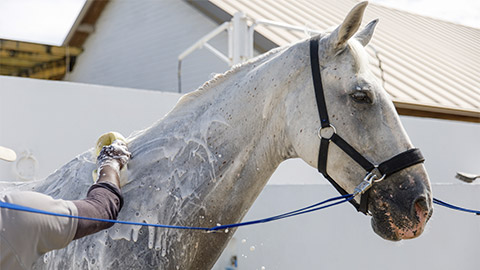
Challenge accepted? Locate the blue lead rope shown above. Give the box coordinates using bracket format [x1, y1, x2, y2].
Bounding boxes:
[0, 195, 477, 232]
[0, 194, 354, 232]
[433, 198, 480, 215]
[0, 200, 207, 230]
[210, 194, 354, 231]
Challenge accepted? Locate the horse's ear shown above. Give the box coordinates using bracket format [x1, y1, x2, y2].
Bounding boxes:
[328, 1, 368, 51]
[355, 19, 379, 46]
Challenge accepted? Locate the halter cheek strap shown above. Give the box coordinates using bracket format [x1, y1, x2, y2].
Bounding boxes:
[309, 38, 425, 215]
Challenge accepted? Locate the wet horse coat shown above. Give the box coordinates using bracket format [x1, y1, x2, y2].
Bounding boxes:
[2, 2, 432, 269]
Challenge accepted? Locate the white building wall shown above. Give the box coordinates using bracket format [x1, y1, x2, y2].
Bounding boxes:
[65, 0, 230, 93]
[1, 76, 478, 269]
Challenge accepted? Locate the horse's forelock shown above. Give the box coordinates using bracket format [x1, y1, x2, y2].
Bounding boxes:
[347, 39, 370, 74]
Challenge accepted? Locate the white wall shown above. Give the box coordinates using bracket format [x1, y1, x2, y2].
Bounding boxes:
[0, 76, 181, 181]
[1, 76, 478, 269]
[64, 0, 230, 94]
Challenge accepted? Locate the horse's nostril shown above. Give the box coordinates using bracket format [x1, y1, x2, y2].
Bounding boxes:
[414, 196, 429, 216]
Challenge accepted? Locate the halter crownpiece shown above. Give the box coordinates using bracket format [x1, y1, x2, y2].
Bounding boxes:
[309, 38, 425, 215]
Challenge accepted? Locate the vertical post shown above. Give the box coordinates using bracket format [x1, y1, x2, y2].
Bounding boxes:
[228, 22, 234, 63]
[248, 23, 256, 59]
[230, 12, 249, 65]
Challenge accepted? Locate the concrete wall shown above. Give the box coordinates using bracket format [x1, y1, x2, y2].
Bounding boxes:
[1, 76, 478, 269]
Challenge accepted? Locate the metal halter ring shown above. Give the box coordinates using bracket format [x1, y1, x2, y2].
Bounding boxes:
[317, 124, 337, 140]
[370, 167, 386, 183]
[373, 173, 386, 183]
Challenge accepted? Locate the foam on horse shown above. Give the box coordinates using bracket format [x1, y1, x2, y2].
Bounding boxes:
[2, 2, 432, 269]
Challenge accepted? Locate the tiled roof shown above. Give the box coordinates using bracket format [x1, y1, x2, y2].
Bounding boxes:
[192, 0, 480, 122]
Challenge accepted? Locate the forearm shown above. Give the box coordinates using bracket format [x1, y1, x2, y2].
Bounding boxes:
[72, 166, 124, 239]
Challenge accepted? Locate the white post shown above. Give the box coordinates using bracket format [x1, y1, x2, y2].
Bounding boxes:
[230, 12, 249, 65]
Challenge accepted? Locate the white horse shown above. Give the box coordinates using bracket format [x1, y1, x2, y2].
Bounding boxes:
[3, 2, 432, 269]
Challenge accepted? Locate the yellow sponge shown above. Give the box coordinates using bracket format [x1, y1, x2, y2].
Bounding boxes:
[92, 131, 127, 182]
[94, 131, 126, 157]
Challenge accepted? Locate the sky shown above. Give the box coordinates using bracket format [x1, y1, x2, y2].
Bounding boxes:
[0, 0, 478, 46]
[371, 0, 480, 28]
[0, 0, 86, 46]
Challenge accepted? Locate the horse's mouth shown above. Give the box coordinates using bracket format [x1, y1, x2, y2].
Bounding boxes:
[370, 201, 432, 241]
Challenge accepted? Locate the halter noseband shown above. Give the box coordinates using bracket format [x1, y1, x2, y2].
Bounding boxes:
[310, 38, 425, 215]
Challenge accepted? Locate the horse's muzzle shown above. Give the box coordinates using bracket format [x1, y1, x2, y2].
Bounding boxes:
[368, 165, 433, 241]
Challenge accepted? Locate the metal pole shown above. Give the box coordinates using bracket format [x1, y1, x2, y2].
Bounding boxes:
[231, 12, 248, 65]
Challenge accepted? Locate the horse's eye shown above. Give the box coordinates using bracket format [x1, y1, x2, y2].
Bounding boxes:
[350, 91, 373, 104]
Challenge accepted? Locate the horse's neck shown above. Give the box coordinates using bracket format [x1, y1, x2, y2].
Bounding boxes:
[121, 46, 304, 229]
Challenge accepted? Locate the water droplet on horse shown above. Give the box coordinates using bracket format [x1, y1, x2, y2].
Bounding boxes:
[250, 246, 256, 251]
[261, 266, 266, 270]
[43, 253, 49, 263]
[241, 239, 247, 244]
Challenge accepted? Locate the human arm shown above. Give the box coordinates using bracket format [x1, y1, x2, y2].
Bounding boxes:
[72, 140, 130, 239]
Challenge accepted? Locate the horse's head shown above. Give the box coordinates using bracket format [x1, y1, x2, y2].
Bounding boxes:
[285, 2, 432, 241]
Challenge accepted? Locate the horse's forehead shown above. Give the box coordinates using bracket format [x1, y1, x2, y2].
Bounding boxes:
[328, 40, 370, 75]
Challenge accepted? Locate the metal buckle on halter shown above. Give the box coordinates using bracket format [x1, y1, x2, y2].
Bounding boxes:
[317, 124, 336, 140]
[353, 168, 386, 197]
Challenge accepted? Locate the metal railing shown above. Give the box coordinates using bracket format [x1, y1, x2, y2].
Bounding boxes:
[177, 12, 321, 93]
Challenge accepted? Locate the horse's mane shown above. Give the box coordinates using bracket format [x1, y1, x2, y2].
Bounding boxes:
[176, 45, 289, 107]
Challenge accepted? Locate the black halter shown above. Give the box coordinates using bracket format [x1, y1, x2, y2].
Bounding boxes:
[309, 38, 425, 215]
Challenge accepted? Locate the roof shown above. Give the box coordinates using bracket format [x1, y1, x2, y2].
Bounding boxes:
[189, 0, 480, 123]
[0, 0, 109, 80]
[63, 0, 110, 47]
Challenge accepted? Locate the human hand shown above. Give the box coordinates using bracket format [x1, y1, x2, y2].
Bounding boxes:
[96, 140, 131, 174]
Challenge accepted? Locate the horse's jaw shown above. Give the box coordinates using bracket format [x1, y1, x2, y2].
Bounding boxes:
[368, 164, 433, 241]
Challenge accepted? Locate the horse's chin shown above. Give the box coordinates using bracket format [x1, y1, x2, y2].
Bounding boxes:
[370, 214, 427, 241]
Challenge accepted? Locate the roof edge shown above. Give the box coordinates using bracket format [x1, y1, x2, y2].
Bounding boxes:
[394, 100, 480, 123]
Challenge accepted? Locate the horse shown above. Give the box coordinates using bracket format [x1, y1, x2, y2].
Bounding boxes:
[3, 2, 432, 269]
